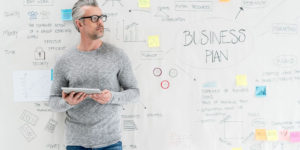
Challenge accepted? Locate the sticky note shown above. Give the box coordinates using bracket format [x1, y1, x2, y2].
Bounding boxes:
[61, 9, 72, 21]
[236, 75, 247, 86]
[203, 82, 217, 88]
[279, 130, 290, 141]
[148, 35, 160, 48]
[290, 131, 300, 142]
[232, 148, 242, 150]
[266, 130, 278, 141]
[255, 129, 267, 141]
[220, 0, 230, 2]
[138, 0, 150, 8]
[256, 86, 266, 97]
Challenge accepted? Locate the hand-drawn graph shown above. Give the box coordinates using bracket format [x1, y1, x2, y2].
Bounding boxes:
[116, 20, 146, 43]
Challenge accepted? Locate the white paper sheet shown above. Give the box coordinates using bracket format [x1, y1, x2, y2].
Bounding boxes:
[13, 70, 52, 102]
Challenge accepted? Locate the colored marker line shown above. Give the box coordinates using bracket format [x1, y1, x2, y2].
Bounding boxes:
[51, 69, 53, 81]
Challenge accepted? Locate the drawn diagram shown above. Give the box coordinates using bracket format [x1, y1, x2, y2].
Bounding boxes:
[153, 67, 162, 77]
[20, 110, 39, 126]
[45, 118, 58, 133]
[34, 47, 45, 60]
[152, 67, 178, 89]
[27, 10, 50, 20]
[123, 120, 138, 131]
[169, 68, 178, 78]
[121, 20, 146, 43]
[154, 7, 169, 19]
[19, 124, 37, 142]
[161, 80, 170, 89]
[101, 0, 123, 7]
[154, 6, 185, 22]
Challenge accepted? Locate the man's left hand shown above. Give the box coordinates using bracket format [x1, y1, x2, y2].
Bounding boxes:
[89, 89, 112, 104]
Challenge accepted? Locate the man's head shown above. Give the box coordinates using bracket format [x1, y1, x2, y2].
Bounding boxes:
[72, 0, 107, 39]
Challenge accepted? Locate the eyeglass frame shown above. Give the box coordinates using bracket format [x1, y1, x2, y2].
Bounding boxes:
[79, 15, 107, 23]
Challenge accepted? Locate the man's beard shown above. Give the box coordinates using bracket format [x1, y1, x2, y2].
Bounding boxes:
[89, 27, 104, 40]
[89, 32, 103, 40]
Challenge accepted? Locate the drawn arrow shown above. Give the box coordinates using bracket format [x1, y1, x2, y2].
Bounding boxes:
[235, 7, 244, 20]
[121, 102, 147, 110]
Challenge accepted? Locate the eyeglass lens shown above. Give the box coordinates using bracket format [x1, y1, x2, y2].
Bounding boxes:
[91, 15, 106, 22]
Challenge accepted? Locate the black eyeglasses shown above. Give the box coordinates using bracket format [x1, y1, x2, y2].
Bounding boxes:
[79, 15, 107, 23]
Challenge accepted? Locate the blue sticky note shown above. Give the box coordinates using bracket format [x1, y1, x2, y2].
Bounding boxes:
[256, 86, 266, 97]
[61, 9, 72, 21]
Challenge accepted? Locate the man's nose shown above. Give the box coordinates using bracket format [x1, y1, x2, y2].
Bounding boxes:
[97, 18, 104, 24]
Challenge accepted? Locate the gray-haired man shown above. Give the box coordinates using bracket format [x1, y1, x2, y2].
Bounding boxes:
[48, 0, 140, 149]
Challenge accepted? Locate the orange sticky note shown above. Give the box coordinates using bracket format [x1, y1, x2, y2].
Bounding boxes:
[148, 35, 160, 48]
[220, 0, 230, 2]
[266, 130, 278, 141]
[255, 129, 267, 140]
[236, 75, 248, 86]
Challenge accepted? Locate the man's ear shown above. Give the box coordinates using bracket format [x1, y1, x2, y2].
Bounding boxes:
[76, 20, 83, 29]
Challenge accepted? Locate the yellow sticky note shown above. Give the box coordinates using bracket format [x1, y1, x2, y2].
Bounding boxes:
[220, 0, 230, 2]
[236, 75, 248, 86]
[267, 130, 278, 141]
[138, 0, 150, 8]
[148, 35, 160, 48]
[255, 129, 267, 141]
[232, 148, 242, 150]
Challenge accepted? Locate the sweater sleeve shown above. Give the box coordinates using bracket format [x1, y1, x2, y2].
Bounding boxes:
[109, 51, 140, 105]
[48, 58, 74, 112]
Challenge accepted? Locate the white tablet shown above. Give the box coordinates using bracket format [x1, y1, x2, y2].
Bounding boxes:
[61, 87, 101, 94]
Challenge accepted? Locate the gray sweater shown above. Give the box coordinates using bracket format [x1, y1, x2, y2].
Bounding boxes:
[48, 42, 139, 148]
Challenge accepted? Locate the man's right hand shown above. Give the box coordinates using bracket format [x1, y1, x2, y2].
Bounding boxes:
[62, 91, 87, 106]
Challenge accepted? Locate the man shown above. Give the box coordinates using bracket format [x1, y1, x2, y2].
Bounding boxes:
[48, 0, 140, 149]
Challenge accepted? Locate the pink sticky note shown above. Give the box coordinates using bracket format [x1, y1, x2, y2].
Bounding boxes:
[279, 130, 290, 141]
[290, 131, 300, 142]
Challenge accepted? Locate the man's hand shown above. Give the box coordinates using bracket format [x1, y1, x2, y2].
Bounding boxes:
[62, 92, 87, 106]
[89, 89, 112, 104]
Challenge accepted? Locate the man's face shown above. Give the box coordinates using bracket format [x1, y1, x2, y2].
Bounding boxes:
[80, 6, 104, 40]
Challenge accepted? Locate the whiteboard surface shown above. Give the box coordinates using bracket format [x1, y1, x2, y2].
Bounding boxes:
[1, 0, 300, 149]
